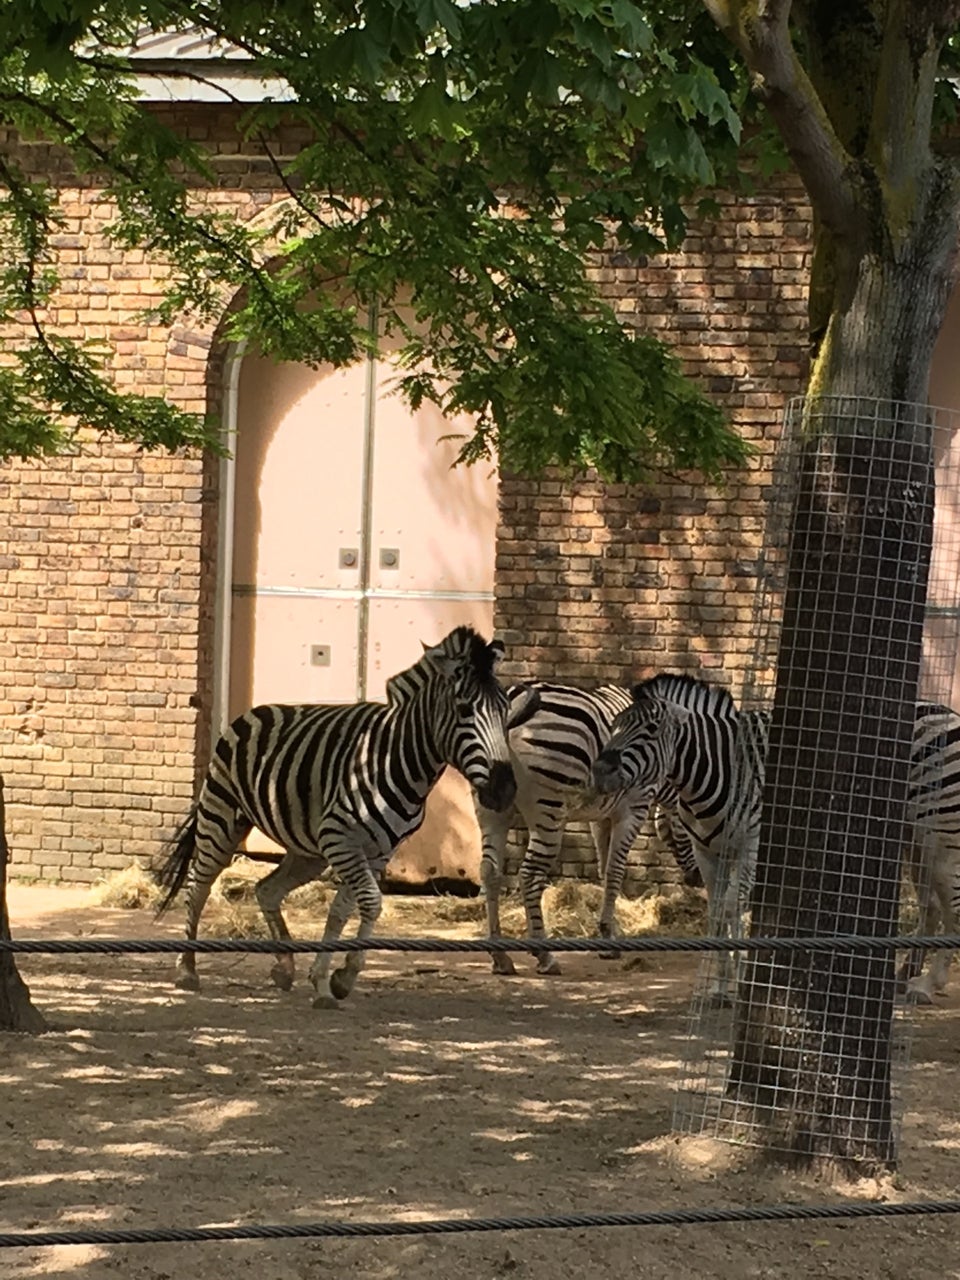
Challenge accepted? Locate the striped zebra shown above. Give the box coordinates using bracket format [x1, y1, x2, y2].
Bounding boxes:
[476, 681, 702, 977]
[592, 673, 960, 1003]
[156, 626, 538, 1007]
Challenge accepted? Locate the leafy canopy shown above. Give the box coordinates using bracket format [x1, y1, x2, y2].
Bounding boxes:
[0, 1, 770, 478]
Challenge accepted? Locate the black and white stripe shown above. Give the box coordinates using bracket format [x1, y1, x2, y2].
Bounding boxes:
[156, 626, 537, 1006]
[477, 681, 700, 976]
[593, 674, 960, 1002]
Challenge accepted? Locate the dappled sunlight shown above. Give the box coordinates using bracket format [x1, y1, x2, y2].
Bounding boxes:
[5, 888, 960, 1279]
[12, 1244, 110, 1277]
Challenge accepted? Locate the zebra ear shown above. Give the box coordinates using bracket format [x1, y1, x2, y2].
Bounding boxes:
[421, 641, 460, 680]
[489, 639, 505, 672]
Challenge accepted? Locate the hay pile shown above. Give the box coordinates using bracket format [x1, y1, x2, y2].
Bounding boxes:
[87, 858, 334, 938]
[434, 878, 707, 937]
[89, 859, 709, 941]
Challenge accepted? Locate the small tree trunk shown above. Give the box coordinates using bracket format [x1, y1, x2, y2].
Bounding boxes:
[0, 776, 47, 1034]
[725, 241, 950, 1176]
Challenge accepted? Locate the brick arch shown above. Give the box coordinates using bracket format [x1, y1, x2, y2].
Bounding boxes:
[164, 198, 312, 782]
[162, 193, 312, 419]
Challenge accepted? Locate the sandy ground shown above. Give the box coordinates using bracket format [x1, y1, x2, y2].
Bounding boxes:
[3, 881, 960, 1280]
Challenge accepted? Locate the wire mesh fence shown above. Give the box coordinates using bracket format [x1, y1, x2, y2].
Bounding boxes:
[674, 395, 960, 1169]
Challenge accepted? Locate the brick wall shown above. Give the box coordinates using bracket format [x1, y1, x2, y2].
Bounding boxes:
[496, 180, 812, 888]
[0, 102, 813, 889]
[0, 106, 299, 881]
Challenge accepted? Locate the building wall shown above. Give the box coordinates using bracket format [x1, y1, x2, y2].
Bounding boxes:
[0, 106, 298, 881]
[496, 183, 812, 886]
[0, 103, 813, 887]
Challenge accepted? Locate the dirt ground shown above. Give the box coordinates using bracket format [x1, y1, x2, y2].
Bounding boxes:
[3, 882, 960, 1280]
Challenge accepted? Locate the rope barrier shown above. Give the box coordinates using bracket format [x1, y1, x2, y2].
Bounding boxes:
[2, 932, 959, 955]
[3, 1198, 960, 1249]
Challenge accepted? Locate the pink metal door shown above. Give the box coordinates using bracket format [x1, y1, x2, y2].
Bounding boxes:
[363, 347, 498, 884]
[228, 332, 498, 876]
[230, 353, 366, 851]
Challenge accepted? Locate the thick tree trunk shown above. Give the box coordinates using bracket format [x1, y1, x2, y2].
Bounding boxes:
[702, 0, 960, 1179]
[0, 776, 47, 1034]
[725, 243, 951, 1176]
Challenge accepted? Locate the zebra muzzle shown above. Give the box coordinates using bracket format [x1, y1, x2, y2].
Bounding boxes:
[477, 761, 517, 812]
[592, 749, 624, 794]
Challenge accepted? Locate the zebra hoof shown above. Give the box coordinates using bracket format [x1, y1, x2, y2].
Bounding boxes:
[536, 957, 562, 977]
[598, 950, 622, 962]
[311, 993, 341, 1011]
[329, 968, 355, 1001]
[492, 954, 517, 976]
[905, 986, 935, 1006]
[175, 971, 200, 993]
[269, 963, 294, 991]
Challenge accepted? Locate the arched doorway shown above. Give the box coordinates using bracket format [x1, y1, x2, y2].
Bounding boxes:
[218, 322, 499, 885]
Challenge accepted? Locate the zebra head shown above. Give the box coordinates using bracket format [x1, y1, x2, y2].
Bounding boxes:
[592, 687, 690, 798]
[417, 627, 539, 813]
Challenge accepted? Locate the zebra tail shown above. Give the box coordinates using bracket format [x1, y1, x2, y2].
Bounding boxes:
[154, 808, 199, 917]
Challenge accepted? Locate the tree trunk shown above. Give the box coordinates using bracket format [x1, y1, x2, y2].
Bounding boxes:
[0, 776, 47, 1034]
[699, 0, 960, 1179]
[725, 240, 952, 1175]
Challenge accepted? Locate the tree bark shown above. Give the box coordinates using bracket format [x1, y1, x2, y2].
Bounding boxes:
[0, 775, 47, 1034]
[727, 402, 932, 1172]
[725, 215, 957, 1177]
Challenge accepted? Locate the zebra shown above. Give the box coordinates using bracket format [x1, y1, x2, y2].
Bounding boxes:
[591, 673, 960, 1003]
[476, 681, 703, 977]
[155, 626, 539, 1007]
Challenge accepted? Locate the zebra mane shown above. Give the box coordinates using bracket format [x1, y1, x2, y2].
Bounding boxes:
[632, 673, 738, 720]
[439, 625, 504, 686]
[385, 627, 503, 708]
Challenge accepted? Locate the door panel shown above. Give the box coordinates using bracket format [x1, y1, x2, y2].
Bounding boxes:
[233, 354, 366, 590]
[229, 594, 360, 714]
[368, 364, 497, 595]
[365, 597, 496, 701]
[230, 594, 361, 855]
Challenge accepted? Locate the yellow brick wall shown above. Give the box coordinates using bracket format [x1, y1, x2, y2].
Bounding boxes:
[0, 106, 812, 885]
[0, 106, 301, 881]
[496, 181, 811, 883]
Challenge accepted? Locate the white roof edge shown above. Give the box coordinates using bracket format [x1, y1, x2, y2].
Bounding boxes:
[88, 25, 297, 102]
[131, 70, 295, 103]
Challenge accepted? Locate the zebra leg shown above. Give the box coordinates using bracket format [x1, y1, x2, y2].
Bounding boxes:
[254, 852, 326, 991]
[591, 818, 612, 882]
[924, 864, 956, 997]
[518, 826, 563, 976]
[308, 882, 357, 1009]
[906, 839, 952, 1004]
[898, 842, 933, 996]
[596, 813, 642, 961]
[478, 802, 517, 976]
[328, 867, 383, 1002]
[175, 811, 250, 992]
[708, 875, 741, 1009]
[694, 852, 736, 1009]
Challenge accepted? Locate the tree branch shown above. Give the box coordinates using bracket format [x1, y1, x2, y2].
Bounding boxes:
[867, 0, 958, 226]
[702, 0, 860, 237]
[917, 0, 960, 38]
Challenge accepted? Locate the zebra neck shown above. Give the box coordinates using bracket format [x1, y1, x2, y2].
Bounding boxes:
[670, 714, 739, 817]
[380, 694, 447, 793]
